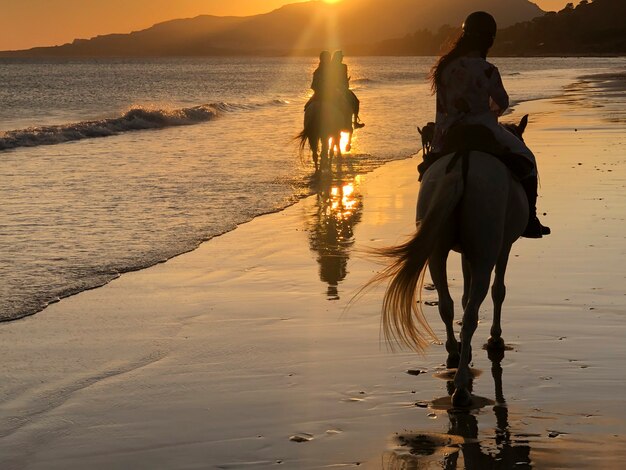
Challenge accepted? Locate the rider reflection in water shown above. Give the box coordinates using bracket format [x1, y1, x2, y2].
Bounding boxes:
[305, 50, 365, 129]
[430, 11, 550, 238]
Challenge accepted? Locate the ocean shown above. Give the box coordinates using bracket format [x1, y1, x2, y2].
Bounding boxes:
[1, 56, 624, 321]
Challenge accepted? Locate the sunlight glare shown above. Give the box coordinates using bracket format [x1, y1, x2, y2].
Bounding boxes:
[339, 132, 351, 153]
[328, 131, 352, 154]
[328, 183, 357, 220]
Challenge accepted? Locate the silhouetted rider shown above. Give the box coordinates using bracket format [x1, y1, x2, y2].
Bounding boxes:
[330, 51, 365, 128]
[430, 11, 549, 238]
[305, 51, 331, 111]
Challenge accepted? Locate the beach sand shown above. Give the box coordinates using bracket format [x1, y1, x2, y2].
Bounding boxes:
[0, 77, 624, 469]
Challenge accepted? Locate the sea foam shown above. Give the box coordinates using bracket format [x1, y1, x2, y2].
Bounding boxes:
[0, 100, 287, 151]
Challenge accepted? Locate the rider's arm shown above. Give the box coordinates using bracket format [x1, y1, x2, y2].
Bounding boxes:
[340, 64, 350, 89]
[311, 69, 320, 91]
[488, 66, 509, 116]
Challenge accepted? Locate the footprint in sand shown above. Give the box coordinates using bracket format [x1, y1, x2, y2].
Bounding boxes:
[289, 433, 314, 443]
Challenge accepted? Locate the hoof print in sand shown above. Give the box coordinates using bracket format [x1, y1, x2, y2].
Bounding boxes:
[289, 433, 314, 443]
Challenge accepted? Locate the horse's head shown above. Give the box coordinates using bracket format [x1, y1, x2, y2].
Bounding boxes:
[503, 114, 528, 142]
[417, 121, 436, 155]
[417, 122, 435, 141]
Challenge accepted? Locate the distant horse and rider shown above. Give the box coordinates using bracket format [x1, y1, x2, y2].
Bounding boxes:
[297, 50, 364, 173]
[363, 11, 551, 407]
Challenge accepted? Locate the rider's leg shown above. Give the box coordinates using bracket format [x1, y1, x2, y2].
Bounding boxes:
[348, 90, 364, 128]
[521, 175, 551, 238]
[493, 125, 550, 238]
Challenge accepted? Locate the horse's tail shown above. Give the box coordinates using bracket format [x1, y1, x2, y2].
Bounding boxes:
[375, 162, 465, 353]
[295, 104, 315, 152]
[295, 127, 309, 152]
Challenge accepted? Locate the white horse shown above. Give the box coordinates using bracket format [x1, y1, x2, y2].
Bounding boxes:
[376, 116, 530, 407]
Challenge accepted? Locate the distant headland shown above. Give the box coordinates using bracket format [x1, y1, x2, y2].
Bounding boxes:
[0, 0, 623, 58]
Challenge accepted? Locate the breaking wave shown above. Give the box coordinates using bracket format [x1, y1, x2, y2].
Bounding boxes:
[0, 99, 288, 151]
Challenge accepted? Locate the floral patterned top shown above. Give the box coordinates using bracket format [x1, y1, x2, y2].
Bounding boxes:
[432, 56, 509, 151]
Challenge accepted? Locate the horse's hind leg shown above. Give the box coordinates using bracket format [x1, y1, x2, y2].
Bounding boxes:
[321, 139, 329, 169]
[487, 245, 512, 350]
[457, 255, 473, 365]
[429, 251, 459, 368]
[461, 254, 471, 310]
[453, 265, 491, 407]
[311, 143, 319, 173]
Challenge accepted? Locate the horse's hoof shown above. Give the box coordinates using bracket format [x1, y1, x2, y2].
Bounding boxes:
[486, 336, 505, 350]
[452, 388, 472, 408]
[345, 144, 351, 151]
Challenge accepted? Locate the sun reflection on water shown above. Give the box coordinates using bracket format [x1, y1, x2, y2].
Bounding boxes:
[330, 182, 357, 219]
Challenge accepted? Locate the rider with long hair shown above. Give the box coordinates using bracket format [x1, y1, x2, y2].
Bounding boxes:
[430, 11, 550, 238]
[305, 50, 332, 110]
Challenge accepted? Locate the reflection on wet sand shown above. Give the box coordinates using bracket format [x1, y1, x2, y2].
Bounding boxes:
[306, 160, 363, 300]
[384, 350, 532, 469]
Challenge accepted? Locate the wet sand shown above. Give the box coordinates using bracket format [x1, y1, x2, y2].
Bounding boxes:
[0, 76, 625, 469]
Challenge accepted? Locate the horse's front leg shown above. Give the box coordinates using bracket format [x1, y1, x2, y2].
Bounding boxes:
[428, 251, 459, 368]
[487, 246, 512, 350]
[453, 266, 490, 407]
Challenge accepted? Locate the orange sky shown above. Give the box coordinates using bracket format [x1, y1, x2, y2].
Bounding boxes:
[0, 0, 574, 51]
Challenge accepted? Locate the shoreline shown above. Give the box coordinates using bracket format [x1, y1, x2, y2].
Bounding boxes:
[0, 72, 625, 468]
[0, 153, 414, 324]
[2, 63, 614, 324]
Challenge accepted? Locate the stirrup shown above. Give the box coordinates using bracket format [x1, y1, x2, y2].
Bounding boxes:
[354, 121, 365, 129]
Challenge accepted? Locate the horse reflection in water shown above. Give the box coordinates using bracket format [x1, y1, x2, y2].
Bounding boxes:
[384, 349, 532, 469]
[306, 161, 363, 299]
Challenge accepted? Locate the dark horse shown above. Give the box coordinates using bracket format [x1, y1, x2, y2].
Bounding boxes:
[297, 94, 353, 173]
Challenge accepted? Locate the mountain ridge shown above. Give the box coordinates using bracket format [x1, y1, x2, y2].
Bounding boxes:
[0, 0, 545, 57]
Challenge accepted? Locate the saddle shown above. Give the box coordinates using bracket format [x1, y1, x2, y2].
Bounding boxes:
[417, 124, 534, 182]
[305, 93, 352, 129]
